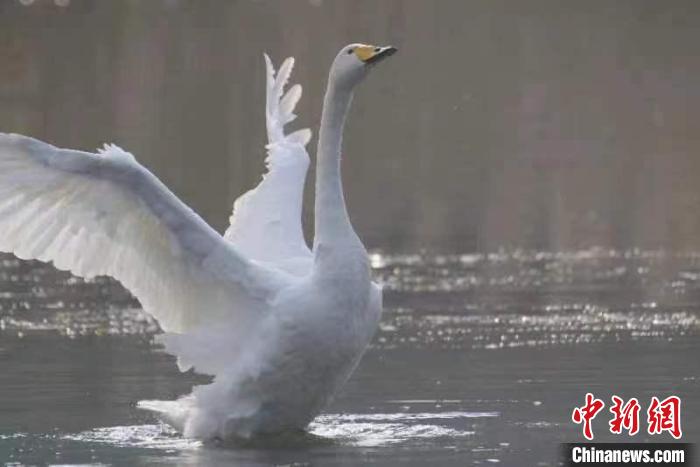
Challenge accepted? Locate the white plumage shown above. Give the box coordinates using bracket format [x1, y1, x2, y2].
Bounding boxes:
[224, 55, 313, 275]
[0, 43, 395, 441]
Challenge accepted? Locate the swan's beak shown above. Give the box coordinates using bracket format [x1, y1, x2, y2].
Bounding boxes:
[356, 45, 397, 65]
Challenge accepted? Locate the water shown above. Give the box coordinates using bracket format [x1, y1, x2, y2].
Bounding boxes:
[1, 249, 698, 465]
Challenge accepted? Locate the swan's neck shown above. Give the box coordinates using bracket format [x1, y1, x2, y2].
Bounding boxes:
[313, 79, 359, 256]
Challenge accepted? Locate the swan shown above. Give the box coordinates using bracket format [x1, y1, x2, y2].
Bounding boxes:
[0, 43, 396, 441]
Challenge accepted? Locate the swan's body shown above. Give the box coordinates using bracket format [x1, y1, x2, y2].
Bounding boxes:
[0, 44, 395, 440]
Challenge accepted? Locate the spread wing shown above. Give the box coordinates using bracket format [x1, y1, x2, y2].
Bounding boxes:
[224, 55, 313, 272]
[0, 133, 283, 334]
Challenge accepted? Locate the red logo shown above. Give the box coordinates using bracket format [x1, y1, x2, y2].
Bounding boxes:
[571, 394, 682, 440]
[609, 396, 640, 435]
[572, 393, 605, 440]
[647, 396, 682, 439]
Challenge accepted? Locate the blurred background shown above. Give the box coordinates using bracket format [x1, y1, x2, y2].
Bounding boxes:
[3, 0, 700, 252]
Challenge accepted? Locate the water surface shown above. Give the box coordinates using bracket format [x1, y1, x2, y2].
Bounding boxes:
[1, 249, 698, 465]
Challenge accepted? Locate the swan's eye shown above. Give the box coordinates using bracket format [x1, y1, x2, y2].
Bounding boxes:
[346, 48, 354, 55]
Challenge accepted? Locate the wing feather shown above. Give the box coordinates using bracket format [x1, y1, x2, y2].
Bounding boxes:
[0, 133, 281, 334]
[224, 55, 313, 272]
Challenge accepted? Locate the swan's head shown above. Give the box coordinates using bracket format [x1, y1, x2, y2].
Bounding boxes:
[330, 43, 397, 89]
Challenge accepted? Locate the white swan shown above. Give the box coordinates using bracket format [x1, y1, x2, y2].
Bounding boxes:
[0, 43, 396, 440]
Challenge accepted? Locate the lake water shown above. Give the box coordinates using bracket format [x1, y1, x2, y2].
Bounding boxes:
[0, 249, 698, 465]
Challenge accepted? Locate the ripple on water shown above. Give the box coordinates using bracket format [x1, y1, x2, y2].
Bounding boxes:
[59, 411, 491, 450]
[310, 411, 494, 447]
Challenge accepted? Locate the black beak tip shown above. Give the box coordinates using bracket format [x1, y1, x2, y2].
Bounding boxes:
[366, 46, 398, 64]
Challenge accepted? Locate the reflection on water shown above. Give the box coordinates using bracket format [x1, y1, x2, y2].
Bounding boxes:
[0, 249, 698, 465]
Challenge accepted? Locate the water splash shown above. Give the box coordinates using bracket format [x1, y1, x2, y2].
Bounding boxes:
[63, 424, 200, 450]
[58, 411, 490, 451]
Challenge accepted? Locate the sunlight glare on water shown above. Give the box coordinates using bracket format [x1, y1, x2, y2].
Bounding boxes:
[3, 248, 700, 348]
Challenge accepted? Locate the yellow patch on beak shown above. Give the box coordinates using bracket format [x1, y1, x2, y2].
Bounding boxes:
[353, 45, 378, 63]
